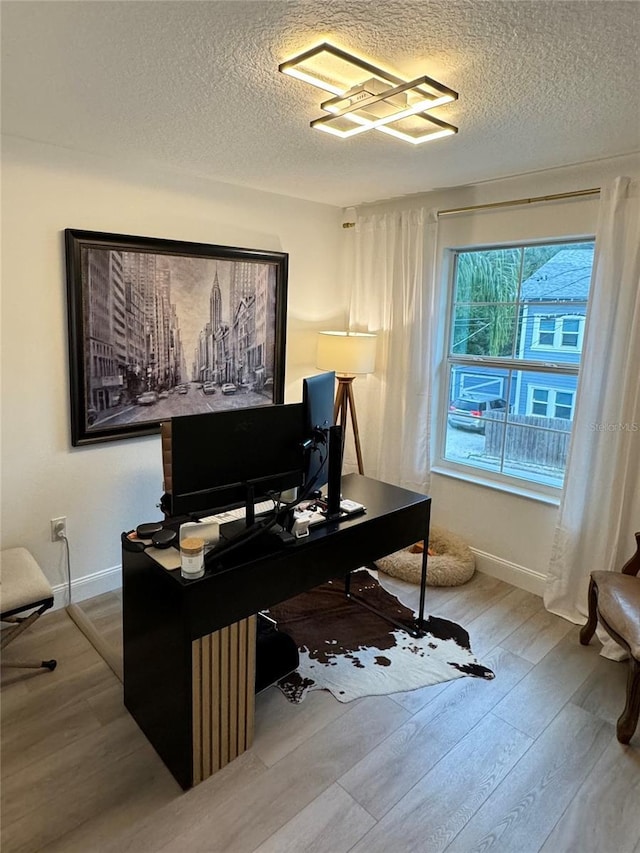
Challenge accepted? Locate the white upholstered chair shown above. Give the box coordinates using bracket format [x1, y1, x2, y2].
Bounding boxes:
[1, 548, 57, 673]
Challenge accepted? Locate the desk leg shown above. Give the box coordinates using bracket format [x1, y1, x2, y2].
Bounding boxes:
[191, 615, 256, 785]
[346, 564, 428, 639]
[416, 546, 428, 634]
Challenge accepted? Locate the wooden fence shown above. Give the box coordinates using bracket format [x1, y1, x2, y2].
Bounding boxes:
[485, 412, 572, 469]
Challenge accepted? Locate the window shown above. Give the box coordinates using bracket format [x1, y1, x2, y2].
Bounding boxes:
[532, 314, 584, 350]
[442, 240, 594, 490]
[528, 387, 575, 420]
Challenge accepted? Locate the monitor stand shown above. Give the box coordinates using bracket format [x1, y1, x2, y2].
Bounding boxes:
[326, 424, 343, 521]
[218, 482, 264, 542]
[244, 483, 256, 528]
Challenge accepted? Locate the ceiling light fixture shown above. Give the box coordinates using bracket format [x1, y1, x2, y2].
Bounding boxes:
[279, 42, 458, 145]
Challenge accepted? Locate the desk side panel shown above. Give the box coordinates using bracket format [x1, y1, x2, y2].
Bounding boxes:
[191, 615, 256, 784]
[122, 549, 193, 789]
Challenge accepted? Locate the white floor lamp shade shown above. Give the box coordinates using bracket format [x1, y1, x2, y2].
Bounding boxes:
[316, 331, 376, 474]
[316, 331, 377, 376]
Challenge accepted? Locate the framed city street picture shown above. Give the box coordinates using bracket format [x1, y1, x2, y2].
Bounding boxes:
[65, 229, 288, 446]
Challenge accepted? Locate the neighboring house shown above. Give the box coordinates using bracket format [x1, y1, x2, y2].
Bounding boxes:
[516, 245, 593, 420]
[451, 244, 594, 422]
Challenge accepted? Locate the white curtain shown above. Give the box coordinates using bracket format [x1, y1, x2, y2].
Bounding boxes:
[545, 177, 640, 655]
[347, 207, 437, 493]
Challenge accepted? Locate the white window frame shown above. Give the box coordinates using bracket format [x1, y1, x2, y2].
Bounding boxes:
[529, 385, 550, 416]
[439, 239, 593, 494]
[526, 385, 576, 420]
[531, 313, 585, 352]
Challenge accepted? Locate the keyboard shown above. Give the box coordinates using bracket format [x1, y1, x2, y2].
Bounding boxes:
[200, 499, 276, 525]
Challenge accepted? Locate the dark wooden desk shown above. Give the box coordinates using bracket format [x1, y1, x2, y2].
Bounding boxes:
[122, 474, 431, 789]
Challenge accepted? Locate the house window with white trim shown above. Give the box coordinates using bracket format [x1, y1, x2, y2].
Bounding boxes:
[532, 315, 585, 351]
[441, 240, 594, 491]
[528, 387, 576, 420]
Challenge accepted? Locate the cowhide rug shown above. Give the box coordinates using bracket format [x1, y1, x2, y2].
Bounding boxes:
[267, 569, 494, 703]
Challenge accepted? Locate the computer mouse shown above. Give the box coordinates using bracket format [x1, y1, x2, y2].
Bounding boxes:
[151, 528, 177, 549]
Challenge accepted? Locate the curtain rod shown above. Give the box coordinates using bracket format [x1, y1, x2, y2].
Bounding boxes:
[437, 187, 600, 217]
[341, 186, 600, 227]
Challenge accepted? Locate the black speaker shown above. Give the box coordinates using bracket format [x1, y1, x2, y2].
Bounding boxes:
[326, 424, 343, 520]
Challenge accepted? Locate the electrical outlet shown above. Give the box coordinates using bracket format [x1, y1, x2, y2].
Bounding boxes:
[50, 516, 67, 541]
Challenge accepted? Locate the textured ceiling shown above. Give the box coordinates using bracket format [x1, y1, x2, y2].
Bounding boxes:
[2, 1, 639, 207]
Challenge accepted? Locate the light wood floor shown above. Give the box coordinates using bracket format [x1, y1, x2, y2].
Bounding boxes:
[2, 572, 639, 853]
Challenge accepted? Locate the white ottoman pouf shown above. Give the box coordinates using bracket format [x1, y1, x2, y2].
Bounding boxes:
[376, 525, 475, 587]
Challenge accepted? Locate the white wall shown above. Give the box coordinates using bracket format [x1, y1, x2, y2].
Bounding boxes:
[3, 141, 638, 601]
[0, 137, 345, 598]
[355, 153, 640, 595]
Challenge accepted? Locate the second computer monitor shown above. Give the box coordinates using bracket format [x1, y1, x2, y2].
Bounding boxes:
[302, 371, 335, 491]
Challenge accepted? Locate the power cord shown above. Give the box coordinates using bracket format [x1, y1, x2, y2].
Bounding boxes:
[206, 444, 329, 567]
[58, 532, 72, 606]
[56, 530, 123, 681]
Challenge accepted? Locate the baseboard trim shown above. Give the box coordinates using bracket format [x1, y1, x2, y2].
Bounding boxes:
[51, 564, 122, 610]
[471, 548, 546, 597]
[49, 551, 546, 607]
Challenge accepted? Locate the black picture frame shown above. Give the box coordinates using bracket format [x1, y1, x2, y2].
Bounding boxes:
[65, 229, 288, 446]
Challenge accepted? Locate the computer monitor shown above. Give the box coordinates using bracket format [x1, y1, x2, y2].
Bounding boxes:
[169, 403, 305, 517]
[302, 371, 335, 491]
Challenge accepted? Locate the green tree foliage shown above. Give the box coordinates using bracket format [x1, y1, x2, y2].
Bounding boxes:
[453, 246, 562, 357]
[453, 250, 519, 356]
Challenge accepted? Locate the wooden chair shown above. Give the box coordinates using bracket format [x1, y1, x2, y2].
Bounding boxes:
[580, 532, 640, 744]
[1, 548, 57, 673]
